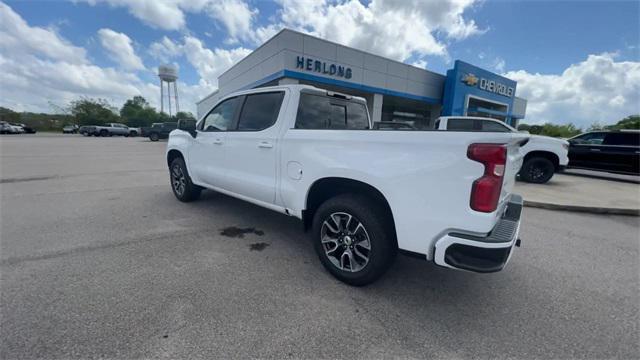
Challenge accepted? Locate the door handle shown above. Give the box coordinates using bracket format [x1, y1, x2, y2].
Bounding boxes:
[213, 139, 223, 145]
[590, 148, 601, 152]
[258, 141, 273, 148]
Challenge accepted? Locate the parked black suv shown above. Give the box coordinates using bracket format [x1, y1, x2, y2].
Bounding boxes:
[141, 122, 177, 141]
[568, 130, 639, 175]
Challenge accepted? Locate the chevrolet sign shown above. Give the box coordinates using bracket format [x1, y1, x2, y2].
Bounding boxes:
[462, 73, 514, 98]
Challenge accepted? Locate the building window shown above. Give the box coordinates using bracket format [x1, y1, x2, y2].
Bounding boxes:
[466, 97, 508, 122]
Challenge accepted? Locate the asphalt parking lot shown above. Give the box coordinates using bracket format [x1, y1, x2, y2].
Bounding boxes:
[1, 134, 639, 359]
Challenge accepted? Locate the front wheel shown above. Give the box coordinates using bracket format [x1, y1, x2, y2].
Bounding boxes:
[519, 157, 555, 183]
[149, 133, 159, 141]
[312, 194, 396, 286]
[169, 157, 201, 202]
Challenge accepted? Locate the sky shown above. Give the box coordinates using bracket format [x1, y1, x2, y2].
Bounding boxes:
[1, 0, 638, 127]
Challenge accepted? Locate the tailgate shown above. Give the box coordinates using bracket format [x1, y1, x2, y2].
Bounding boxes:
[500, 133, 528, 206]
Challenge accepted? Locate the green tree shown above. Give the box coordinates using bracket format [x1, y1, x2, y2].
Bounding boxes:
[587, 122, 604, 131]
[0, 107, 21, 123]
[517, 122, 582, 138]
[70, 97, 119, 126]
[175, 111, 196, 121]
[120, 96, 157, 127]
[605, 115, 640, 130]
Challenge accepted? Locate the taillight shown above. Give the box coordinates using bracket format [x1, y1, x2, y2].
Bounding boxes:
[468, 143, 507, 213]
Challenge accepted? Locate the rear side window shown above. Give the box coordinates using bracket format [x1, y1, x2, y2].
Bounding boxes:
[480, 120, 511, 132]
[447, 118, 476, 131]
[237, 92, 285, 131]
[295, 93, 369, 130]
[347, 102, 369, 129]
[603, 133, 640, 146]
[328, 104, 347, 129]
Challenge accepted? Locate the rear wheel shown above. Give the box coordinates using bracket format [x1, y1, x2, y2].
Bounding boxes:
[100, 129, 108, 137]
[150, 133, 159, 141]
[520, 157, 555, 183]
[169, 157, 201, 202]
[312, 194, 396, 286]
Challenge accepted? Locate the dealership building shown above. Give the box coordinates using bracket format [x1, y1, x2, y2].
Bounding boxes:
[197, 29, 527, 128]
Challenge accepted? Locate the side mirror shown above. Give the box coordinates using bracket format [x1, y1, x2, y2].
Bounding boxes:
[178, 119, 197, 138]
[518, 130, 530, 134]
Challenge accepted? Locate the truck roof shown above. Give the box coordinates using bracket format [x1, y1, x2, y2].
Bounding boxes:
[224, 84, 368, 105]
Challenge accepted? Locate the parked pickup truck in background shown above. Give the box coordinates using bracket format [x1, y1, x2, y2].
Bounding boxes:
[166, 85, 528, 285]
[142, 122, 177, 141]
[93, 123, 131, 137]
[435, 116, 568, 184]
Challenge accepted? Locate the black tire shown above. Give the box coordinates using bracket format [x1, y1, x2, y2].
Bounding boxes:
[149, 133, 159, 141]
[130, 131, 138, 137]
[100, 130, 108, 137]
[519, 157, 555, 184]
[311, 194, 396, 286]
[169, 157, 201, 202]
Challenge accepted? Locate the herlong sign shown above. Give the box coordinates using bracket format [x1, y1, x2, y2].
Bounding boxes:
[296, 56, 352, 79]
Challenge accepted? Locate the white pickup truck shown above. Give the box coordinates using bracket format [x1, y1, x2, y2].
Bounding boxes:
[435, 116, 569, 183]
[167, 85, 528, 285]
[93, 123, 131, 137]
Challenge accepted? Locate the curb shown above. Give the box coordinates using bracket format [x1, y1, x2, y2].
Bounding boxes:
[561, 171, 640, 185]
[523, 200, 640, 216]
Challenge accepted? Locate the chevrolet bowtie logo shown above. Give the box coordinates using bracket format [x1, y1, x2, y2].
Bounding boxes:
[462, 73, 479, 86]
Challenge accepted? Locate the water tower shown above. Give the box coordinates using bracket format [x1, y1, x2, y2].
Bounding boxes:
[158, 65, 179, 116]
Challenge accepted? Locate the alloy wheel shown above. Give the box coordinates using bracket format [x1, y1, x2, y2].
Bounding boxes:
[320, 212, 371, 272]
[171, 164, 186, 196]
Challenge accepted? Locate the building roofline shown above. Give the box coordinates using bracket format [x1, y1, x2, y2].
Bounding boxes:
[218, 28, 443, 80]
[195, 89, 219, 105]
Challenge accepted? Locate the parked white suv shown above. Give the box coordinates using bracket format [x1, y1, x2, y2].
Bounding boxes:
[167, 85, 528, 285]
[435, 116, 569, 183]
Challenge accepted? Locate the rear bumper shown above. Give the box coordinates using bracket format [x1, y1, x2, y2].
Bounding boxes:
[434, 194, 523, 273]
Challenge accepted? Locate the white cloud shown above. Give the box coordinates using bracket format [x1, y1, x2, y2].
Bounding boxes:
[79, 0, 482, 62]
[80, 0, 260, 44]
[262, 0, 483, 62]
[148, 35, 252, 88]
[80, 0, 189, 30]
[0, 2, 87, 64]
[492, 57, 505, 73]
[182, 36, 251, 87]
[206, 0, 258, 44]
[97, 28, 144, 70]
[149, 36, 183, 63]
[0, 3, 213, 114]
[505, 53, 640, 127]
[411, 59, 428, 69]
